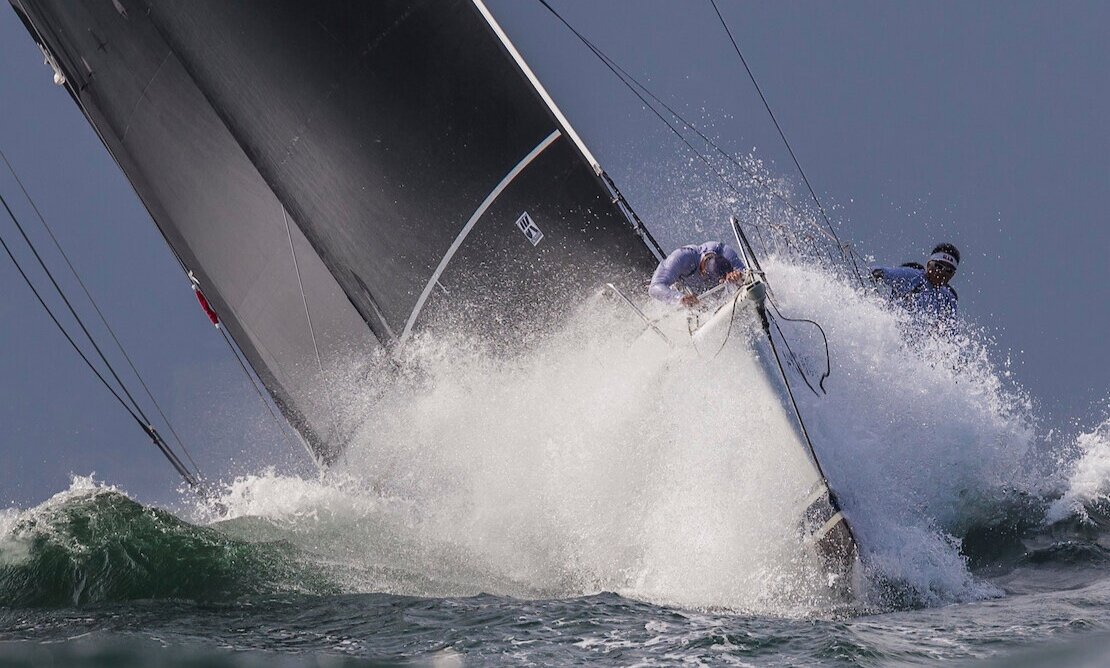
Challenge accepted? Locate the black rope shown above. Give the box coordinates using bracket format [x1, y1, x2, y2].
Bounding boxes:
[0, 148, 202, 473]
[13, 8, 211, 491]
[217, 324, 304, 458]
[0, 218, 200, 487]
[708, 0, 867, 289]
[0, 192, 153, 427]
[536, 0, 853, 270]
[732, 213, 832, 395]
[766, 297, 832, 394]
[767, 312, 819, 397]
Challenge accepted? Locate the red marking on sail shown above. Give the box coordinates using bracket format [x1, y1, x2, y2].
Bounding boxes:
[193, 286, 220, 326]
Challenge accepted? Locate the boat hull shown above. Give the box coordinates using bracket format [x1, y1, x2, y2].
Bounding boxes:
[637, 282, 859, 592]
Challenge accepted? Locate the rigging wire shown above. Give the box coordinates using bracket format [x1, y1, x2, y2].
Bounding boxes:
[0, 87, 203, 481]
[589, 43, 834, 248]
[0, 202, 200, 488]
[216, 323, 307, 460]
[534, 2, 750, 198]
[535, 0, 843, 266]
[17, 5, 308, 467]
[585, 42, 835, 264]
[537, 4, 757, 209]
[0, 191, 159, 427]
[707, 0, 868, 287]
[0, 148, 201, 473]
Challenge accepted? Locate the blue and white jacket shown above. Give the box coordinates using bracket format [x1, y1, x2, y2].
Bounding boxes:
[871, 265, 958, 324]
[649, 242, 746, 305]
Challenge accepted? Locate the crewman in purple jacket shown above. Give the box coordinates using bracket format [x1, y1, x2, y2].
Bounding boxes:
[870, 242, 960, 327]
[649, 241, 748, 307]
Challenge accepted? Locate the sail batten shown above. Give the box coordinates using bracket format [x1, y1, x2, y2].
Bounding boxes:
[401, 128, 564, 342]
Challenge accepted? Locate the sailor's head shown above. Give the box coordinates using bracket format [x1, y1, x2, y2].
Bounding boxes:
[699, 252, 734, 280]
[925, 243, 959, 286]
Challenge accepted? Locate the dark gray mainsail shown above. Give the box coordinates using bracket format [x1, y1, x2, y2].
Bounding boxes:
[10, 0, 663, 463]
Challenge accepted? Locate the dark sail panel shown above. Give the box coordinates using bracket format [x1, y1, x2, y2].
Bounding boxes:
[141, 0, 659, 339]
[10, 0, 661, 463]
[10, 0, 380, 461]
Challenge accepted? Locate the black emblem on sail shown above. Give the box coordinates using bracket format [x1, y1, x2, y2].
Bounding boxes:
[515, 211, 543, 246]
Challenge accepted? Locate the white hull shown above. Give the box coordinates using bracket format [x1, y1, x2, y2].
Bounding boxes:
[631, 281, 859, 592]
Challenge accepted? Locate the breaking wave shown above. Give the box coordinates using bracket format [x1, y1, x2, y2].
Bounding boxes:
[0, 477, 335, 607]
[1046, 419, 1110, 524]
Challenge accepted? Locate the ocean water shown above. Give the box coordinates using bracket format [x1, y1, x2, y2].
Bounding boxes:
[2, 258, 1109, 666]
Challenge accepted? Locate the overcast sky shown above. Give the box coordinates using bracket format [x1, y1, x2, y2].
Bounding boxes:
[1, 1, 1107, 508]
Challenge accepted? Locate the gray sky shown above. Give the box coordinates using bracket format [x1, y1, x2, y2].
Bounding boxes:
[1, 1, 1107, 507]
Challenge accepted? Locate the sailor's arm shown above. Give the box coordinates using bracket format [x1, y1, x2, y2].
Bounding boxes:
[870, 266, 919, 293]
[870, 265, 893, 282]
[939, 288, 958, 319]
[721, 245, 746, 272]
[721, 245, 748, 283]
[649, 247, 700, 305]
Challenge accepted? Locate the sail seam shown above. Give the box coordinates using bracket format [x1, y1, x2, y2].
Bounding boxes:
[400, 128, 561, 342]
[282, 205, 343, 445]
[122, 50, 172, 141]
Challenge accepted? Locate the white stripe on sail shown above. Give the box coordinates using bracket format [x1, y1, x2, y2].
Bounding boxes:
[472, 0, 601, 174]
[399, 129, 562, 342]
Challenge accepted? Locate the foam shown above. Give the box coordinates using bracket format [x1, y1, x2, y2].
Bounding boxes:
[192, 252, 1037, 611]
[0, 476, 121, 567]
[1046, 419, 1110, 523]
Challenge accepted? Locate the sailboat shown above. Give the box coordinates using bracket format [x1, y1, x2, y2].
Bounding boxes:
[9, 0, 857, 587]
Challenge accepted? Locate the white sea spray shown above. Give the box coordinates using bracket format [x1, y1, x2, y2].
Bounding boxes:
[188, 156, 1050, 613]
[197, 253, 1039, 612]
[0, 475, 121, 566]
[1045, 419, 1110, 523]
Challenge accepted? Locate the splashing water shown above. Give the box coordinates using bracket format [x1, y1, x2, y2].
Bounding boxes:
[0, 477, 335, 606]
[184, 246, 1045, 613]
[1, 223, 1094, 617]
[0, 155, 1062, 616]
[1046, 420, 1110, 524]
[166, 151, 1060, 613]
[764, 260, 1037, 604]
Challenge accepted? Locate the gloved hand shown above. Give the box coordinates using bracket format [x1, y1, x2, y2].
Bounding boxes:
[722, 269, 746, 285]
